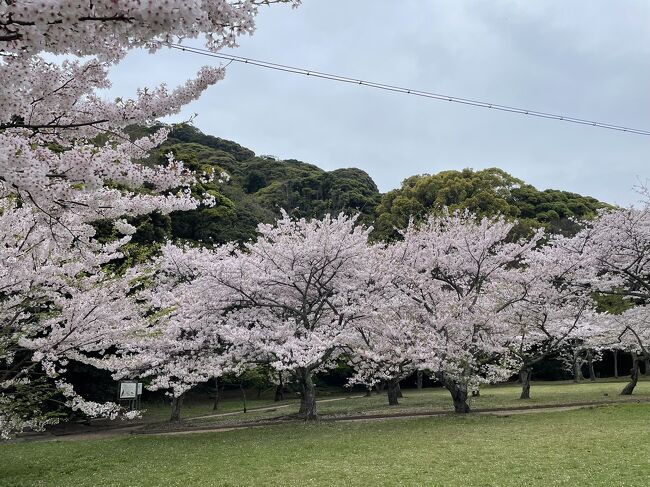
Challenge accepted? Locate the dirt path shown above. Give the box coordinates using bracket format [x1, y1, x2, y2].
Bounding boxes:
[189, 395, 366, 421]
[12, 424, 146, 443]
[486, 405, 588, 416]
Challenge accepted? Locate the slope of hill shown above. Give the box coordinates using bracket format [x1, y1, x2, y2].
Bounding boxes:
[127, 125, 607, 246]
[159, 124, 381, 244]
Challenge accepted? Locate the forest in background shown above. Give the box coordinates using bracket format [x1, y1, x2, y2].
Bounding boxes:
[125, 123, 607, 250]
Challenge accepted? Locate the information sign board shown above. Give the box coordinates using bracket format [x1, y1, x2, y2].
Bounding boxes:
[119, 381, 137, 400]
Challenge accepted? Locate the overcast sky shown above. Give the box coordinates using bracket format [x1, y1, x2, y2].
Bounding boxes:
[108, 0, 649, 205]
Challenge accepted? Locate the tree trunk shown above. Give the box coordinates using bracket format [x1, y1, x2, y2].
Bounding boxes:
[443, 379, 470, 413]
[170, 394, 184, 422]
[212, 377, 220, 411]
[387, 379, 400, 406]
[396, 382, 403, 398]
[365, 386, 372, 397]
[613, 350, 619, 378]
[587, 350, 596, 381]
[645, 358, 650, 376]
[297, 367, 317, 420]
[375, 381, 385, 393]
[240, 383, 248, 413]
[519, 367, 532, 399]
[274, 372, 284, 402]
[416, 370, 423, 391]
[621, 353, 640, 396]
[573, 356, 584, 382]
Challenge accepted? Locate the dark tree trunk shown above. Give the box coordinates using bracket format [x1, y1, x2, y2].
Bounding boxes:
[375, 381, 385, 393]
[274, 372, 285, 402]
[365, 386, 372, 397]
[443, 379, 470, 413]
[416, 370, 423, 390]
[613, 349, 619, 378]
[297, 367, 317, 420]
[170, 394, 184, 422]
[396, 382, 403, 398]
[519, 367, 532, 399]
[621, 354, 640, 396]
[240, 383, 248, 413]
[645, 358, 650, 376]
[256, 387, 262, 399]
[573, 356, 584, 382]
[387, 379, 400, 406]
[274, 384, 284, 401]
[587, 350, 596, 381]
[212, 377, 221, 411]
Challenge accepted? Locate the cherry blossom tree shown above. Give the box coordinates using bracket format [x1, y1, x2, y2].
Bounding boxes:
[1, 1, 301, 437]
[200, 212, 374, 420]
[348, 306, 430, 406]
[608, 307, 650, 394]
[569, 200, 650, 394]
[503, 237, 598, 399]
[1, 0, 302, 227]
[116, 212, 372, 421]
[346, 245, 430, 406]
[0, 204, 147, 438]
[557, 340, 603, 383]
[386, 211, 543, 413]
[104, 242, 248, 422]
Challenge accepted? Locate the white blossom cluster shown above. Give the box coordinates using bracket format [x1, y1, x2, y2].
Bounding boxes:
[1, 0, 300, 439]
[126, 204, 650, 417]
[1, 1, 301, 59]
[117, 211, 587, 417]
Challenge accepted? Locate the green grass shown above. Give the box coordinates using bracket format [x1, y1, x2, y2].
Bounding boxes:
[138, 378, 650, 428]
[315, 378, 650, 415]
[138, 395, 299, 422]
[2, 403, 649, 486]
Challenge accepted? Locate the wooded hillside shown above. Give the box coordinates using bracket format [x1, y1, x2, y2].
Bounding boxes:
[128, 124, 607, 246]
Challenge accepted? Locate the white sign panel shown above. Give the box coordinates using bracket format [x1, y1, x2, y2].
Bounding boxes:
[119, 381, 137, 399]
[137, 383, 143, 395]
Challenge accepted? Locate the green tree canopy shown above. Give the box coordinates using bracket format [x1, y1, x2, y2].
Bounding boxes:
[127, 124, 381, 245]
[124, 127, 607, 245]
[373, 168, 606, 241]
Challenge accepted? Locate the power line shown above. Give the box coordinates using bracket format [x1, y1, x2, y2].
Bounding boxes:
[169, 43, 650, 137]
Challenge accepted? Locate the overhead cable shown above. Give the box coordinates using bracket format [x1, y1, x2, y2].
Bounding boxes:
[169, 43, 650, 137]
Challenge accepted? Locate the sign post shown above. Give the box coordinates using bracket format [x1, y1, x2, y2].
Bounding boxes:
[136, 382, 143, 410]
[118, 380, 143, 411]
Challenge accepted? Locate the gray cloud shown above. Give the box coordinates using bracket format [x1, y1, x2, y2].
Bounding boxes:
[107, 0, 650, 205]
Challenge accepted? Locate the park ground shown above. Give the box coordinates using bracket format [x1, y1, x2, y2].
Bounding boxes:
[2, 379, 650, 486]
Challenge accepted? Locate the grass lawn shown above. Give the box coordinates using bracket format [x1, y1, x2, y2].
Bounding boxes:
[2, 403, 649, 486]
[138, 378, 650, 428]
[137, 395, 300, 423]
